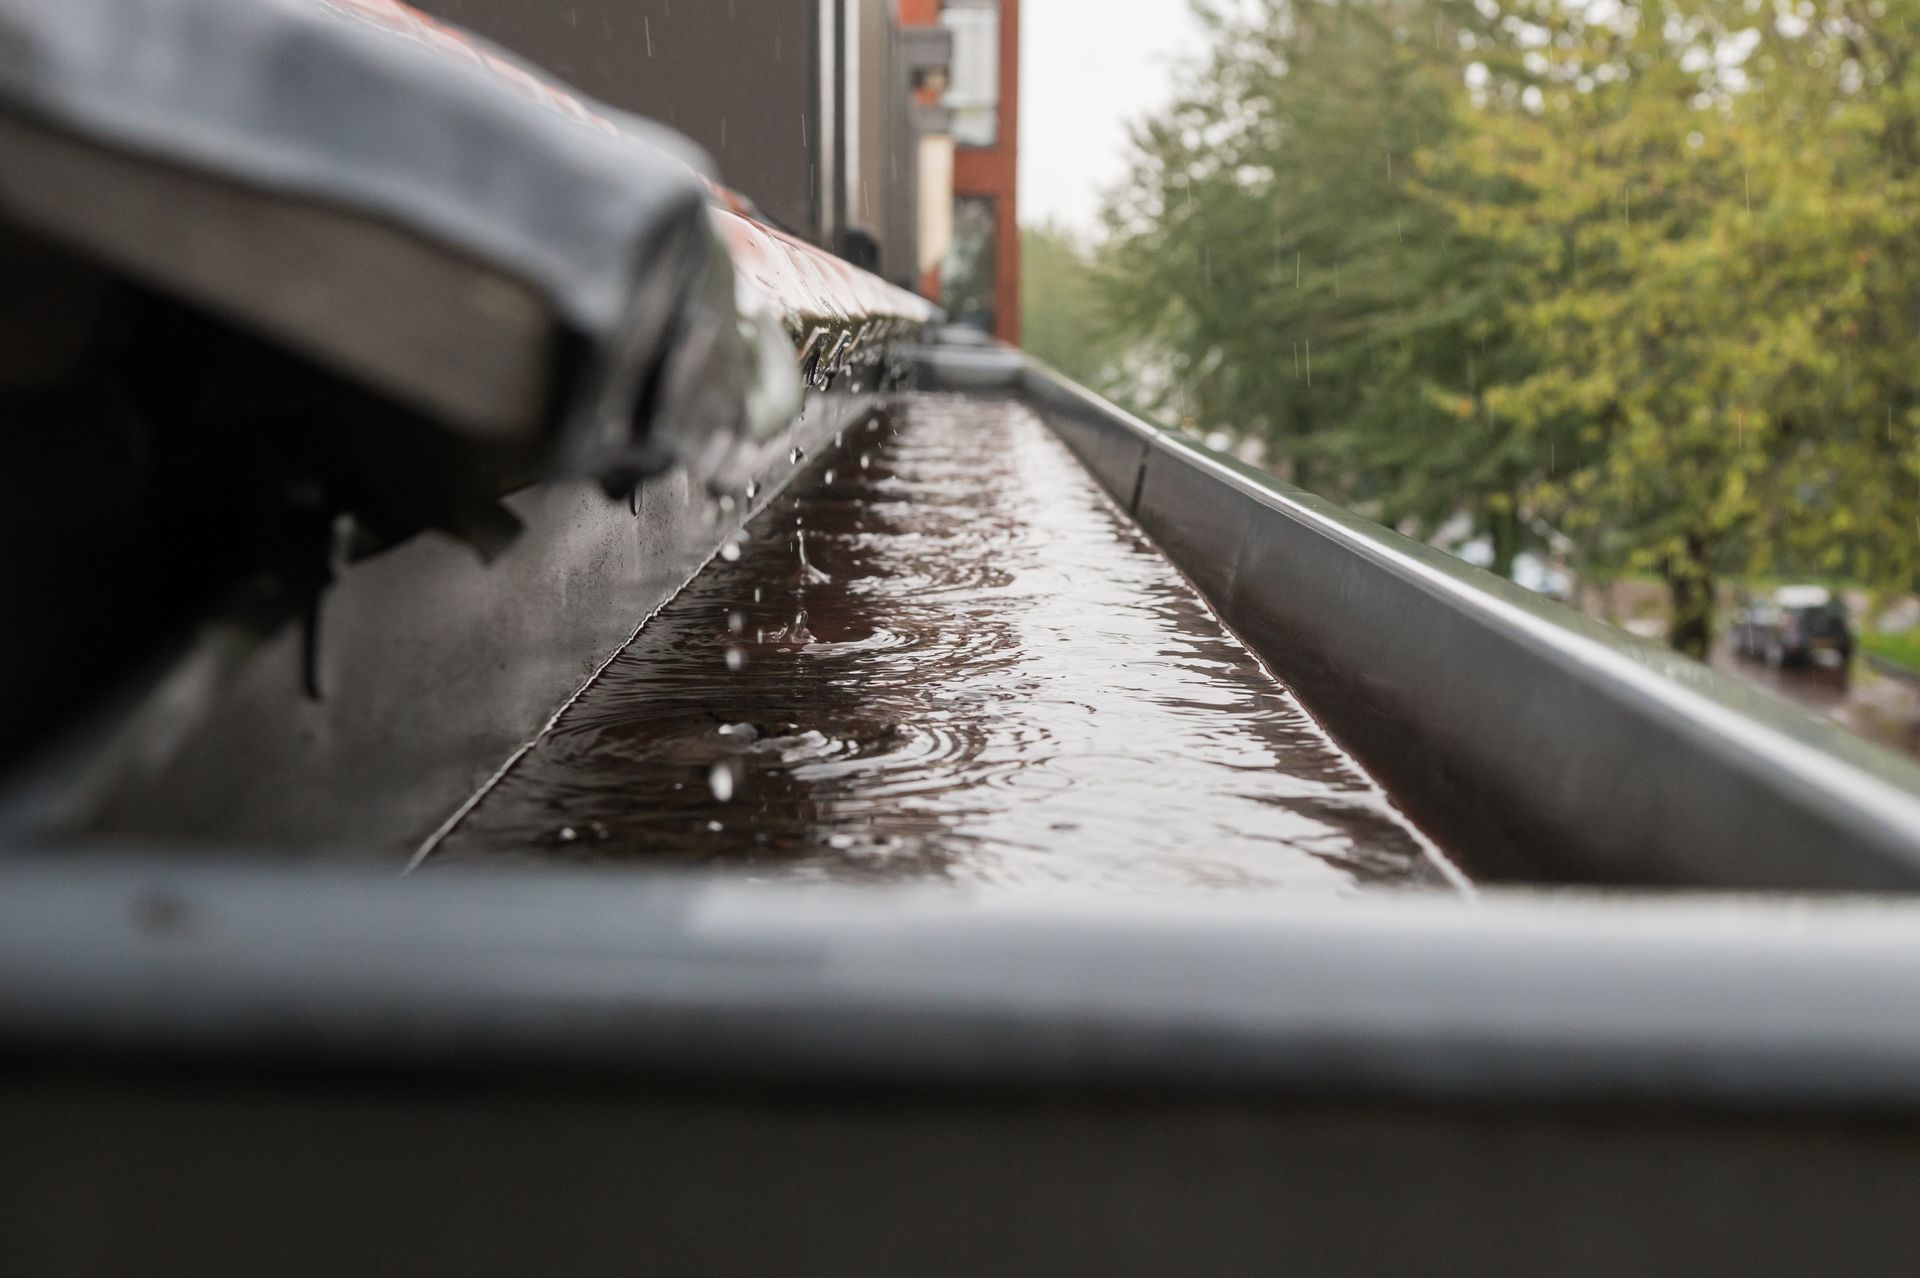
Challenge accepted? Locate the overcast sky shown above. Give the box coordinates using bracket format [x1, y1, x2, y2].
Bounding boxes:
[1017, 0, 1208, 237]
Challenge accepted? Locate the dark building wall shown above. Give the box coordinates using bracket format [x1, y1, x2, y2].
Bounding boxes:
[411, 0, 823, 241]
[851, 0, 926, 288]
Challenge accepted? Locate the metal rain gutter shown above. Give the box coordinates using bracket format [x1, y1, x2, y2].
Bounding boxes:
[916, 346, 1920, 892]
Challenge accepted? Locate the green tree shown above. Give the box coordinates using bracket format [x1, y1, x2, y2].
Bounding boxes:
[1458, 0, 1920, 655]
[1100, 0, 1920, 658]
[1020, 221, 1119, 389]
[1098, 0, 1537, 570]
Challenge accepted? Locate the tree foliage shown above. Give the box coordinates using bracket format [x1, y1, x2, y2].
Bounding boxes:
[1095, 0, 1920, 656]
[1020, 221, 1121, 390]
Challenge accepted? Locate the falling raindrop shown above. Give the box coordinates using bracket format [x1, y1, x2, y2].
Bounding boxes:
[725, 646, 746, 672]
[860, 453, 871, 469]
[706, 819, 724, 833]
[720, 540, 742, 562]
[557, 826, 578, 843]
[824, 469, 837, 484]
[728, 611, 745, 633]
[745, 478, 760, 499]
[708, 761, 736, 802]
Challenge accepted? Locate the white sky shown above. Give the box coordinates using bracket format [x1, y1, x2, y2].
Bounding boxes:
[1018, 0, 1209, 236]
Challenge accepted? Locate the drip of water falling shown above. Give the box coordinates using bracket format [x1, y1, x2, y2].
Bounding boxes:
[709, 760, 736, 802]
[796, 530, 830, 585]
[725, 647, 746, 672]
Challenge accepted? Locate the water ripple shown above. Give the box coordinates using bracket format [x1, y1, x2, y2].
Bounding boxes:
[433, 395, 1457, 895]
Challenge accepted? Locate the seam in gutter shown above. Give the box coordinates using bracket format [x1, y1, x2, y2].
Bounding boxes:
[1127, 449, 1148, 517]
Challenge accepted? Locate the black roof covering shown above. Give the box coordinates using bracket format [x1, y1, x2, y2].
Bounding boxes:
[0, 0, 715, 341]
[0, 0, 807, 489]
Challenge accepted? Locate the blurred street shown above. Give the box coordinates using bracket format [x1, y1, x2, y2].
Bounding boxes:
[1713, 645, 1920, 762]
[1579, 578, 1920, 762]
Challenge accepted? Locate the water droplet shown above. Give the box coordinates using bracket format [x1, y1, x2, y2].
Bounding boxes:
[725, 647, 746, 672]
[719, 541, 742, 562]
[708, 760, 736, 802]
[717, 493, 736, 515]
[557, 826, 578, 843]
[753, 587, 763, 603]
[860, 453, 871, 469]
[789, 446, 807, 464]
[745, 478, 760, 499]
[828, 833, 855, 850]
[705, 819, 724, 833]
[824, 469, 836, 484]
[728, 611, 745, 633]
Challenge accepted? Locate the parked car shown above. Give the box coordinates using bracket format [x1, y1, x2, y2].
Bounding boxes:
[1731, 586, 1854, 667]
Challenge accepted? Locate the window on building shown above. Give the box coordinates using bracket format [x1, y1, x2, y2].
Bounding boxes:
[942, 196, 997, 333]
[941, 0, 998, 148]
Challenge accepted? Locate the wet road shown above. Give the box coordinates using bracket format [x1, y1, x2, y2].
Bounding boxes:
[427, 394, 1461, 894]
[1715, 644, 1920, 760]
